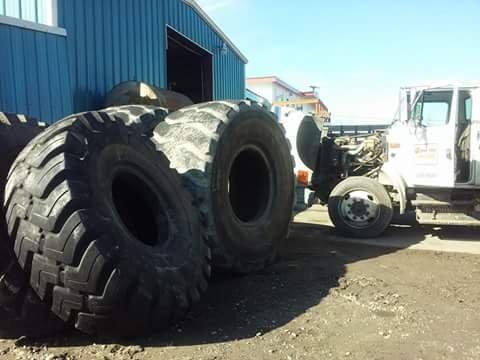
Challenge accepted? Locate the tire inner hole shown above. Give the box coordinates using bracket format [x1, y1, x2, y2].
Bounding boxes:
[229, 148, 272, 223]
[112, 172, 169, 247]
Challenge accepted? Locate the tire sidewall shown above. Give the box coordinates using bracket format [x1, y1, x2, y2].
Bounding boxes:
[210, 111, 295, 261]
[83, 124, 198, 276]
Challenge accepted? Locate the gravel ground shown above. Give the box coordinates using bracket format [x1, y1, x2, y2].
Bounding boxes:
[1, 218, 480, 360]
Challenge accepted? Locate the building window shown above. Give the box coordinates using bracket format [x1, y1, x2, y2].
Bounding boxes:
[0, 0, 57, 26]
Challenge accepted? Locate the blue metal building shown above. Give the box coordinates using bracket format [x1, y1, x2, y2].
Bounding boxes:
[0, 0, 247, 123]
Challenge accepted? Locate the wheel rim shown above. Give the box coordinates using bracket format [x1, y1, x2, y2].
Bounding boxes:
[339, 190, 380, 229]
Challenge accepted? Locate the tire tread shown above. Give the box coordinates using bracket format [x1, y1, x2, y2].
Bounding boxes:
[6, 107, 210, 335]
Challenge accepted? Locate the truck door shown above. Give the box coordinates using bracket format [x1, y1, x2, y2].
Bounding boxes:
[411, 89, 457, 187]
[471, 89, 480, 185]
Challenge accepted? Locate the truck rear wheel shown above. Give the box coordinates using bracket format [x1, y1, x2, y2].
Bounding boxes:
[328, 177, 393, 238]
[5, 110, 210, 336]
[153, 101, 295, 273]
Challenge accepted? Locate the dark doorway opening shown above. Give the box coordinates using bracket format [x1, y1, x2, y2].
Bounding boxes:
[167, 27, 213, 104]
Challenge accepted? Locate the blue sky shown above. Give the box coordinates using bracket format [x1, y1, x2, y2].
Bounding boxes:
[197, 0, 480, 123]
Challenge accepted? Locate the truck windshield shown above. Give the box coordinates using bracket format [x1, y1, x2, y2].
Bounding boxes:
[411, 91, 453, 127]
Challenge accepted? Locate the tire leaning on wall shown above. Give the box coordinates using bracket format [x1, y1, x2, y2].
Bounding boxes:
[5, 109, 211, 336]
[152, 101, 296, 273]
[104, 81, 194, 112]
[0, 112, 65, 338]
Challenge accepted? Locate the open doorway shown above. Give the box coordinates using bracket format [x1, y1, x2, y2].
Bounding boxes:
[166, 27, 213, 104]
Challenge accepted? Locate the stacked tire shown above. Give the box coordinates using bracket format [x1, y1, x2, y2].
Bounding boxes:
[0, 113, 65, 338]
[152, 101, 295, 273]
[0, 100, 295, 338]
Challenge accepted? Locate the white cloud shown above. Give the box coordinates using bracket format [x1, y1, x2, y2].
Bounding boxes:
[196, 0, 234, 13]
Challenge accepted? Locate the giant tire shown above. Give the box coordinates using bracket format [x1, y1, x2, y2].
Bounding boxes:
[0, 112, 66, 338]
[0, 106, 167, 338]
[5, 110, 210, 336]
[328, 177, 393, 238]
[153, 101, 295, 273]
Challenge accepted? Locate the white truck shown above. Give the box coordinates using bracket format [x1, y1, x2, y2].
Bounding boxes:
[297, 82, 479, 238]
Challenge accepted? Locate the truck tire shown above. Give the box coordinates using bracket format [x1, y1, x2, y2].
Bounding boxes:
[105, 81, 193, 112]
[328, 177, 393, 238]
[297, 115, 322, 171]
[5, 110, 210, 336]
[153, 101, 295, 273]
[0, 113, 65, 338]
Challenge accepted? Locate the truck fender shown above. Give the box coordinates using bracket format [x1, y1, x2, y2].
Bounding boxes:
[378, 163, 408, 214]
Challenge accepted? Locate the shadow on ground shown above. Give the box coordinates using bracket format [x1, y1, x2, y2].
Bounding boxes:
[11, 219, 431, 348]
[392, 211, 480, 242]
[299, 207, 480, 246]
[8, 208, 479, 348]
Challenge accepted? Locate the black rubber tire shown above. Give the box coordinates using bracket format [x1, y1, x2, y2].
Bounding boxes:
[296, 115, 322, 171]
[328, 177, 393, 238]
[5, 110, 210, 336]
[104, 81, 194, 112]
[102, 104, 168, 134]
[153, 101, 295, 274]
[0, 113, 66, 338]
[0, 106, 168, 338]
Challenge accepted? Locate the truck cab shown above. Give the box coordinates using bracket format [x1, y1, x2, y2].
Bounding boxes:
[384, 83, 480, 227]
[388, 84, 479, 189]
[300, 82, 480, 238]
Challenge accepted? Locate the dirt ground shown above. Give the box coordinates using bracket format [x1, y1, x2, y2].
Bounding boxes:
[1, 209, 480, 360]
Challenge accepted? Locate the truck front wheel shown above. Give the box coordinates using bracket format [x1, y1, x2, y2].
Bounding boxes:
[328, 177, 393, 238]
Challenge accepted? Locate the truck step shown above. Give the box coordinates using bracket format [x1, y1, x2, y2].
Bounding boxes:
[411, 200, 476, 207]
[416, 209, 480, 226]
[416, 218, 480, 226]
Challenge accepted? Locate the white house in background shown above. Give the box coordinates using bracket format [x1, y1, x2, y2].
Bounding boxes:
[246, 76, 329, 116]
[247, 76, 302, 104]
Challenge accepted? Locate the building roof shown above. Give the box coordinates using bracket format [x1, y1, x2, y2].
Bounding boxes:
[183, 0, 248, 63]
[247, 76, 302, 95]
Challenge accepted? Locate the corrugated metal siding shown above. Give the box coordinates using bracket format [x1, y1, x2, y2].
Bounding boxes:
[57, 0, 245, 112]
[0, 23, 72, 122]
[58, 0, 168, 111]
[0, 0, 245, 121]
